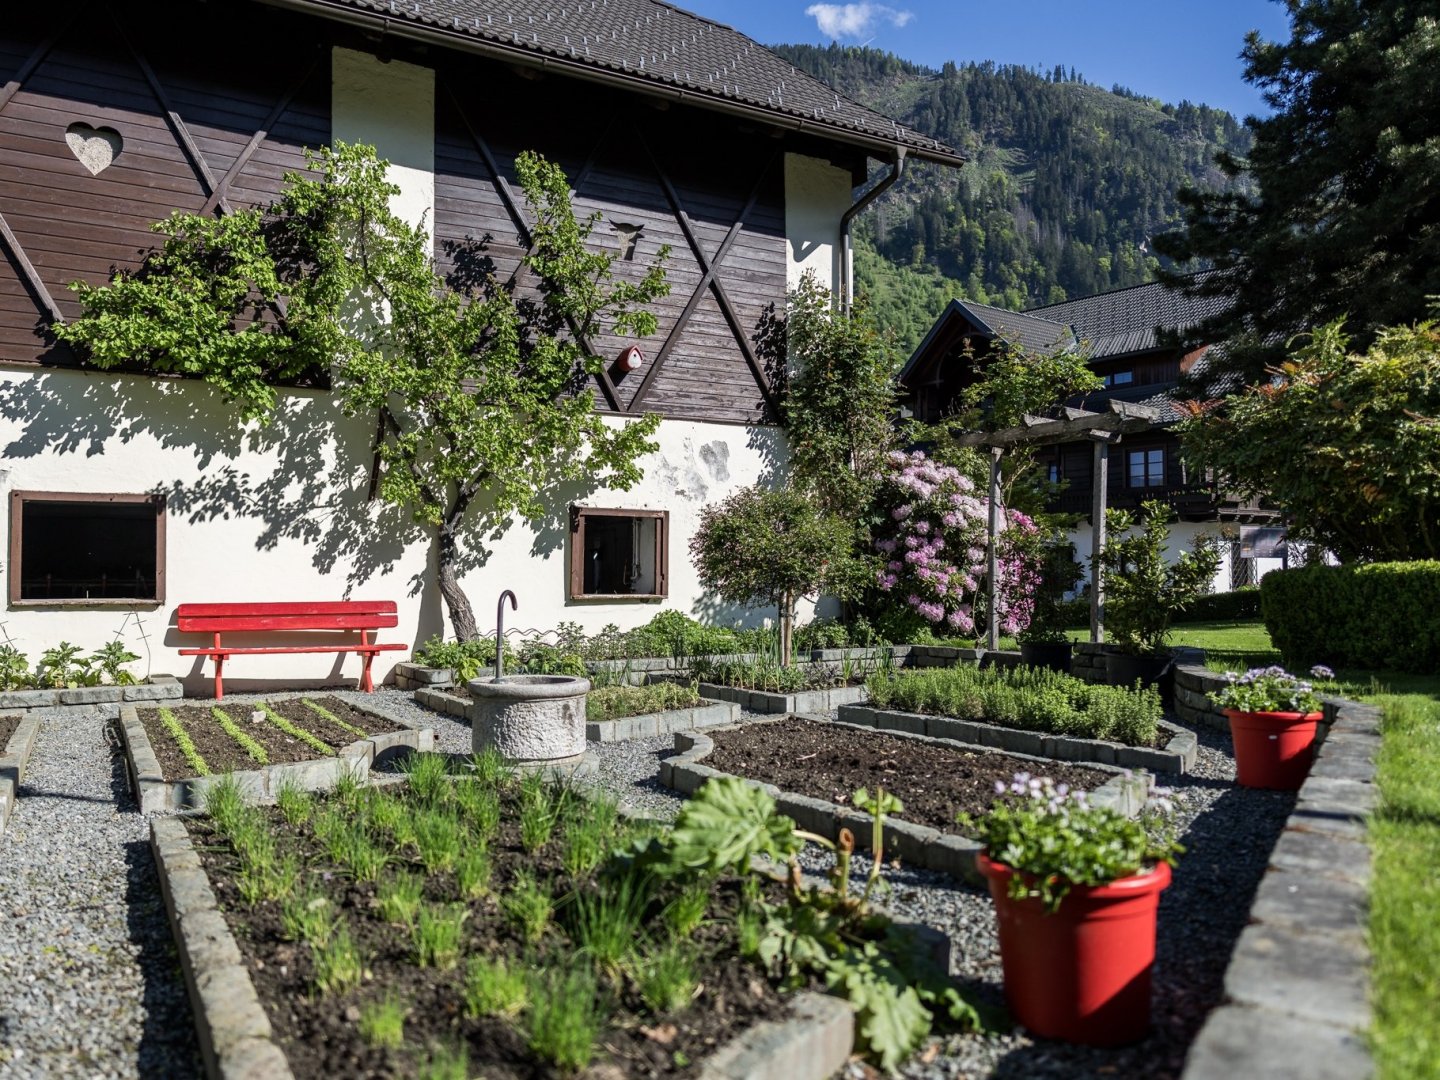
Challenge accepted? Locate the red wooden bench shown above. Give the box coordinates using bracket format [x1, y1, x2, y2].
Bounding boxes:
[176, 601, 406, 700]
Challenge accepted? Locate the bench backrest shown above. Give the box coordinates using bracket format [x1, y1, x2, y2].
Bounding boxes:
[176, 601, 399, 634]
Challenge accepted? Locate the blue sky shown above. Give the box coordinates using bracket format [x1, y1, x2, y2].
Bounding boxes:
[677, 1, 1294, 119]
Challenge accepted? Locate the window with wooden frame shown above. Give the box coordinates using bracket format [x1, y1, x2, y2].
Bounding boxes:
[1126, 448, 1166, 489]
[569, 507, 668, 599]
[9, 492, 166, 606]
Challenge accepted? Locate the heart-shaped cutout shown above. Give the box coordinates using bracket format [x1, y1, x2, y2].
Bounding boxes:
[65, 123, 122, 176]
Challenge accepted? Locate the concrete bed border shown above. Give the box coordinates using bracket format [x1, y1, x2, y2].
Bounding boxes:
[120, 700, 435, 814]
[0, 712, 43, 833]
[661, 719, 1151, 888]
[836, 703, 1198, 774]
[151, 815, 855, 1080]
[691, 681, 869, 715]
[0, 674, 184, 718]
[1179, 674, 1379, 1080]
[411, 683, 742, 742]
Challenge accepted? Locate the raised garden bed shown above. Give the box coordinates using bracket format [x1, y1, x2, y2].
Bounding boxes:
[692, 680, 868, 715]
[661, 718, 1151, 887]
[120, 696, 434, 812]
[152, 754, 966, 1077]
[1, 712, 42, 833]
[835, 703, 1199, 773]
[0, 674, 183, 717]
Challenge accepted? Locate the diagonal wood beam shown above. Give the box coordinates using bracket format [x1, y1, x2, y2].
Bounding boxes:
[441, 81, 623, 411]
[628, 146, 778, 412]
[633, 126, 779, 418]
[0, 209, 63, 322]
[199, 52, 321, 216]
[0, 10, 82, 117]
[112, 16, 231, 215]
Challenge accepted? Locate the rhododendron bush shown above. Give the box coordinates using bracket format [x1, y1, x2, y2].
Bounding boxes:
[872, 451, 1042, 637]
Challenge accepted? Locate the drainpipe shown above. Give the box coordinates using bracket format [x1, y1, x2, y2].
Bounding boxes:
[838, 147, 905, 312]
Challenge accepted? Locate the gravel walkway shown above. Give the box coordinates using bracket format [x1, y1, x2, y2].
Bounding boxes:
[0, 707, 199, 1080]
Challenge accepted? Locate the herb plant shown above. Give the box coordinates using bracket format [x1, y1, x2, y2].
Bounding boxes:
[961, 772, 1183, 911]
[1209, 665, 1332, 714]
[0, 646, 30, 690]
[358, 993, 407, 1049]
[210, 707, 269, 765]
[159, 707, 210, 776]
[261, 704, 334, 756]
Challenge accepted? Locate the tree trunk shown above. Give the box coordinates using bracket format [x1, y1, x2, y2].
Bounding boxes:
[779, 590, 795, 668]
[436, 526, 479, 641]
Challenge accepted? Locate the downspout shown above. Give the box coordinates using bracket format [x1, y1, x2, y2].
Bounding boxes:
[838, 148, 905, 311]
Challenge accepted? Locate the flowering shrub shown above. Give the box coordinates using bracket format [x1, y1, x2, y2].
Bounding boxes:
[872, 451, 1037, 636]
[960, 773, 1183, 912]
[1208, 665, 1332, 715]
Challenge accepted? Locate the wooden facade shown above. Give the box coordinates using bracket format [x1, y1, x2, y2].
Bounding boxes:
[0, 1, 829, 426]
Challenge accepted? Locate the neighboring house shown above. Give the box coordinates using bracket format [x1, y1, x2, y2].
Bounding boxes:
[900, 279, 1284, 592]
[0, 0, 961, 689]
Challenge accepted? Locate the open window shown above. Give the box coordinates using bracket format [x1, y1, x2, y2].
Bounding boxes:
[569, 507, 668, 599]
[9, 491, 165, 605]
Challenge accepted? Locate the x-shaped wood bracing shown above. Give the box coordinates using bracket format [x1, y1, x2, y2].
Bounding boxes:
[0, 9, 320, 331]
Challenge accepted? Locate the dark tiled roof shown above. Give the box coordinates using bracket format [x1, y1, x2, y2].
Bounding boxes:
[1027, 274, 1228, 346]
[276, 0, 963, 164]
[957, 301, 1076, 355]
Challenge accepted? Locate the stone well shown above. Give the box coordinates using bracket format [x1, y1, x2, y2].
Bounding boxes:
[466, 674, 590, 763]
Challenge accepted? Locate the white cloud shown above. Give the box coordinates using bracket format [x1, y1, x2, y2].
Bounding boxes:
[805, 3, 914, 40]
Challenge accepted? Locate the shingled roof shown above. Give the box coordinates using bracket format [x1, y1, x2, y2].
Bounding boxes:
[1028, 274, 1229, 356]
[265, 0, 963, 165]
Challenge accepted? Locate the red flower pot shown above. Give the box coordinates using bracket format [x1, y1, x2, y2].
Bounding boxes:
[976, 851, 1171, 1046]
[1223, 708, 1322, 790]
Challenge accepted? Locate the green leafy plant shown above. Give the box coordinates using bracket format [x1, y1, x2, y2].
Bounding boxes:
[282, 892, 337, 947]
[469, 746, 515, 790]
[311, 923, 366, 996]
[274, 780, 314, 826]
[464, 954, 528, 1019]
[402, 752, 453, 807]
[1209, 665, 1331, 714]
[358, 993, 407, 1049]
[634, 939, 699, 1014]
[501, 870, 554, 944]
[526, 966, 604, 1071]
[376, 873, 425, 929]
[260, 704, 334, 756]
[660, 881, 710, 938]
[961, 772, 1183, 911]
[411, 810, 464, 874]
[412, 903, 468, 969]
[585, 682, 702, 722]
[301, 698, 367, 738]
[210, 707, 270, 765]
[565, 874, 649, 970]
[518, 772, 558, 854]
[160, 708, 210, 777]
[419, 1043, 469, 1080]
[559, 796, 619, 878]
[35, 642, 85, 688]
[0, 646, 31, 691]
[454, 780, 502, 840]
[455, 845, 493, 900]
[325, 821, 389, 883]
[88, 640, 142, 685]
[1096, 500, 1223, 656]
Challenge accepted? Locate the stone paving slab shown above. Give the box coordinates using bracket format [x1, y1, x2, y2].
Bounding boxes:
[1183, 1005, 1372, 1080]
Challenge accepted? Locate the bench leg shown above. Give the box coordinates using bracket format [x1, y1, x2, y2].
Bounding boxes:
[214, 654, 226, 700]
[360, 652, 375, 694]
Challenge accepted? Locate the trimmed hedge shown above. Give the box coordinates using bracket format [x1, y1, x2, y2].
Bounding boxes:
[1261, 562, 1440, 673]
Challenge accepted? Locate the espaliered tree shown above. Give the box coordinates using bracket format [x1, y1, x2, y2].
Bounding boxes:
[56, 143, 669, 640]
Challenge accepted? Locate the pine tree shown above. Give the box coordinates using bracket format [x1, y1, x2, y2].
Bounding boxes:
[1157, 0, 1440, 389]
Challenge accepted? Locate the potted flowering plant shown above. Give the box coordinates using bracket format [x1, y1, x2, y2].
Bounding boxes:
[962, 773, 1182, 1046]
[1209, 665, 1333, 789]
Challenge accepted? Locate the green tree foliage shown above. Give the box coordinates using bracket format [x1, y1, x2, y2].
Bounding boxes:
[775, 44, 1251, 351]
[56, 144, 668, 640]
[1157, 1, 1440, 388]
[689, 486, 856, 665]
[1178, 317, 1440, 562]
[782, 272, 899, 514]
[1098, 500, 1223, 656]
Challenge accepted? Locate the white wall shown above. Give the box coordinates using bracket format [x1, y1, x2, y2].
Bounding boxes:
[331, 47, 436, 247]
[784, 152, 853, 293]
[1069, 519, 1232, 595]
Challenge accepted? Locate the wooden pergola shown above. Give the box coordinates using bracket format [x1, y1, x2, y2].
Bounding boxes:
[948, 400, 1164, 648]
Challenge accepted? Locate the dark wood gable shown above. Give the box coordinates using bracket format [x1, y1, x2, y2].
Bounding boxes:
[434, 60, 787, 426]
[0, 3, 330, 365]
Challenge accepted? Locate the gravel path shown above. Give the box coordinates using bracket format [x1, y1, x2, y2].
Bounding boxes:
[0, 707, 200, 1080]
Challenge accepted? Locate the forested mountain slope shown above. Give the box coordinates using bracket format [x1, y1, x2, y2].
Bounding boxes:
[771, 45, 1252, 353]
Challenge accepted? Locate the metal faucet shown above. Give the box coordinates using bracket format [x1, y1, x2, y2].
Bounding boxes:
[495, 590, 517, 679]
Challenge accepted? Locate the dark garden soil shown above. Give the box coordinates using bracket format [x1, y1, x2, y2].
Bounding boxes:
[188, 789, 803, 1078]
[703, 717, 1112, 834]
[0, 713, 19, 753]
[139, 696, 404, 780]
